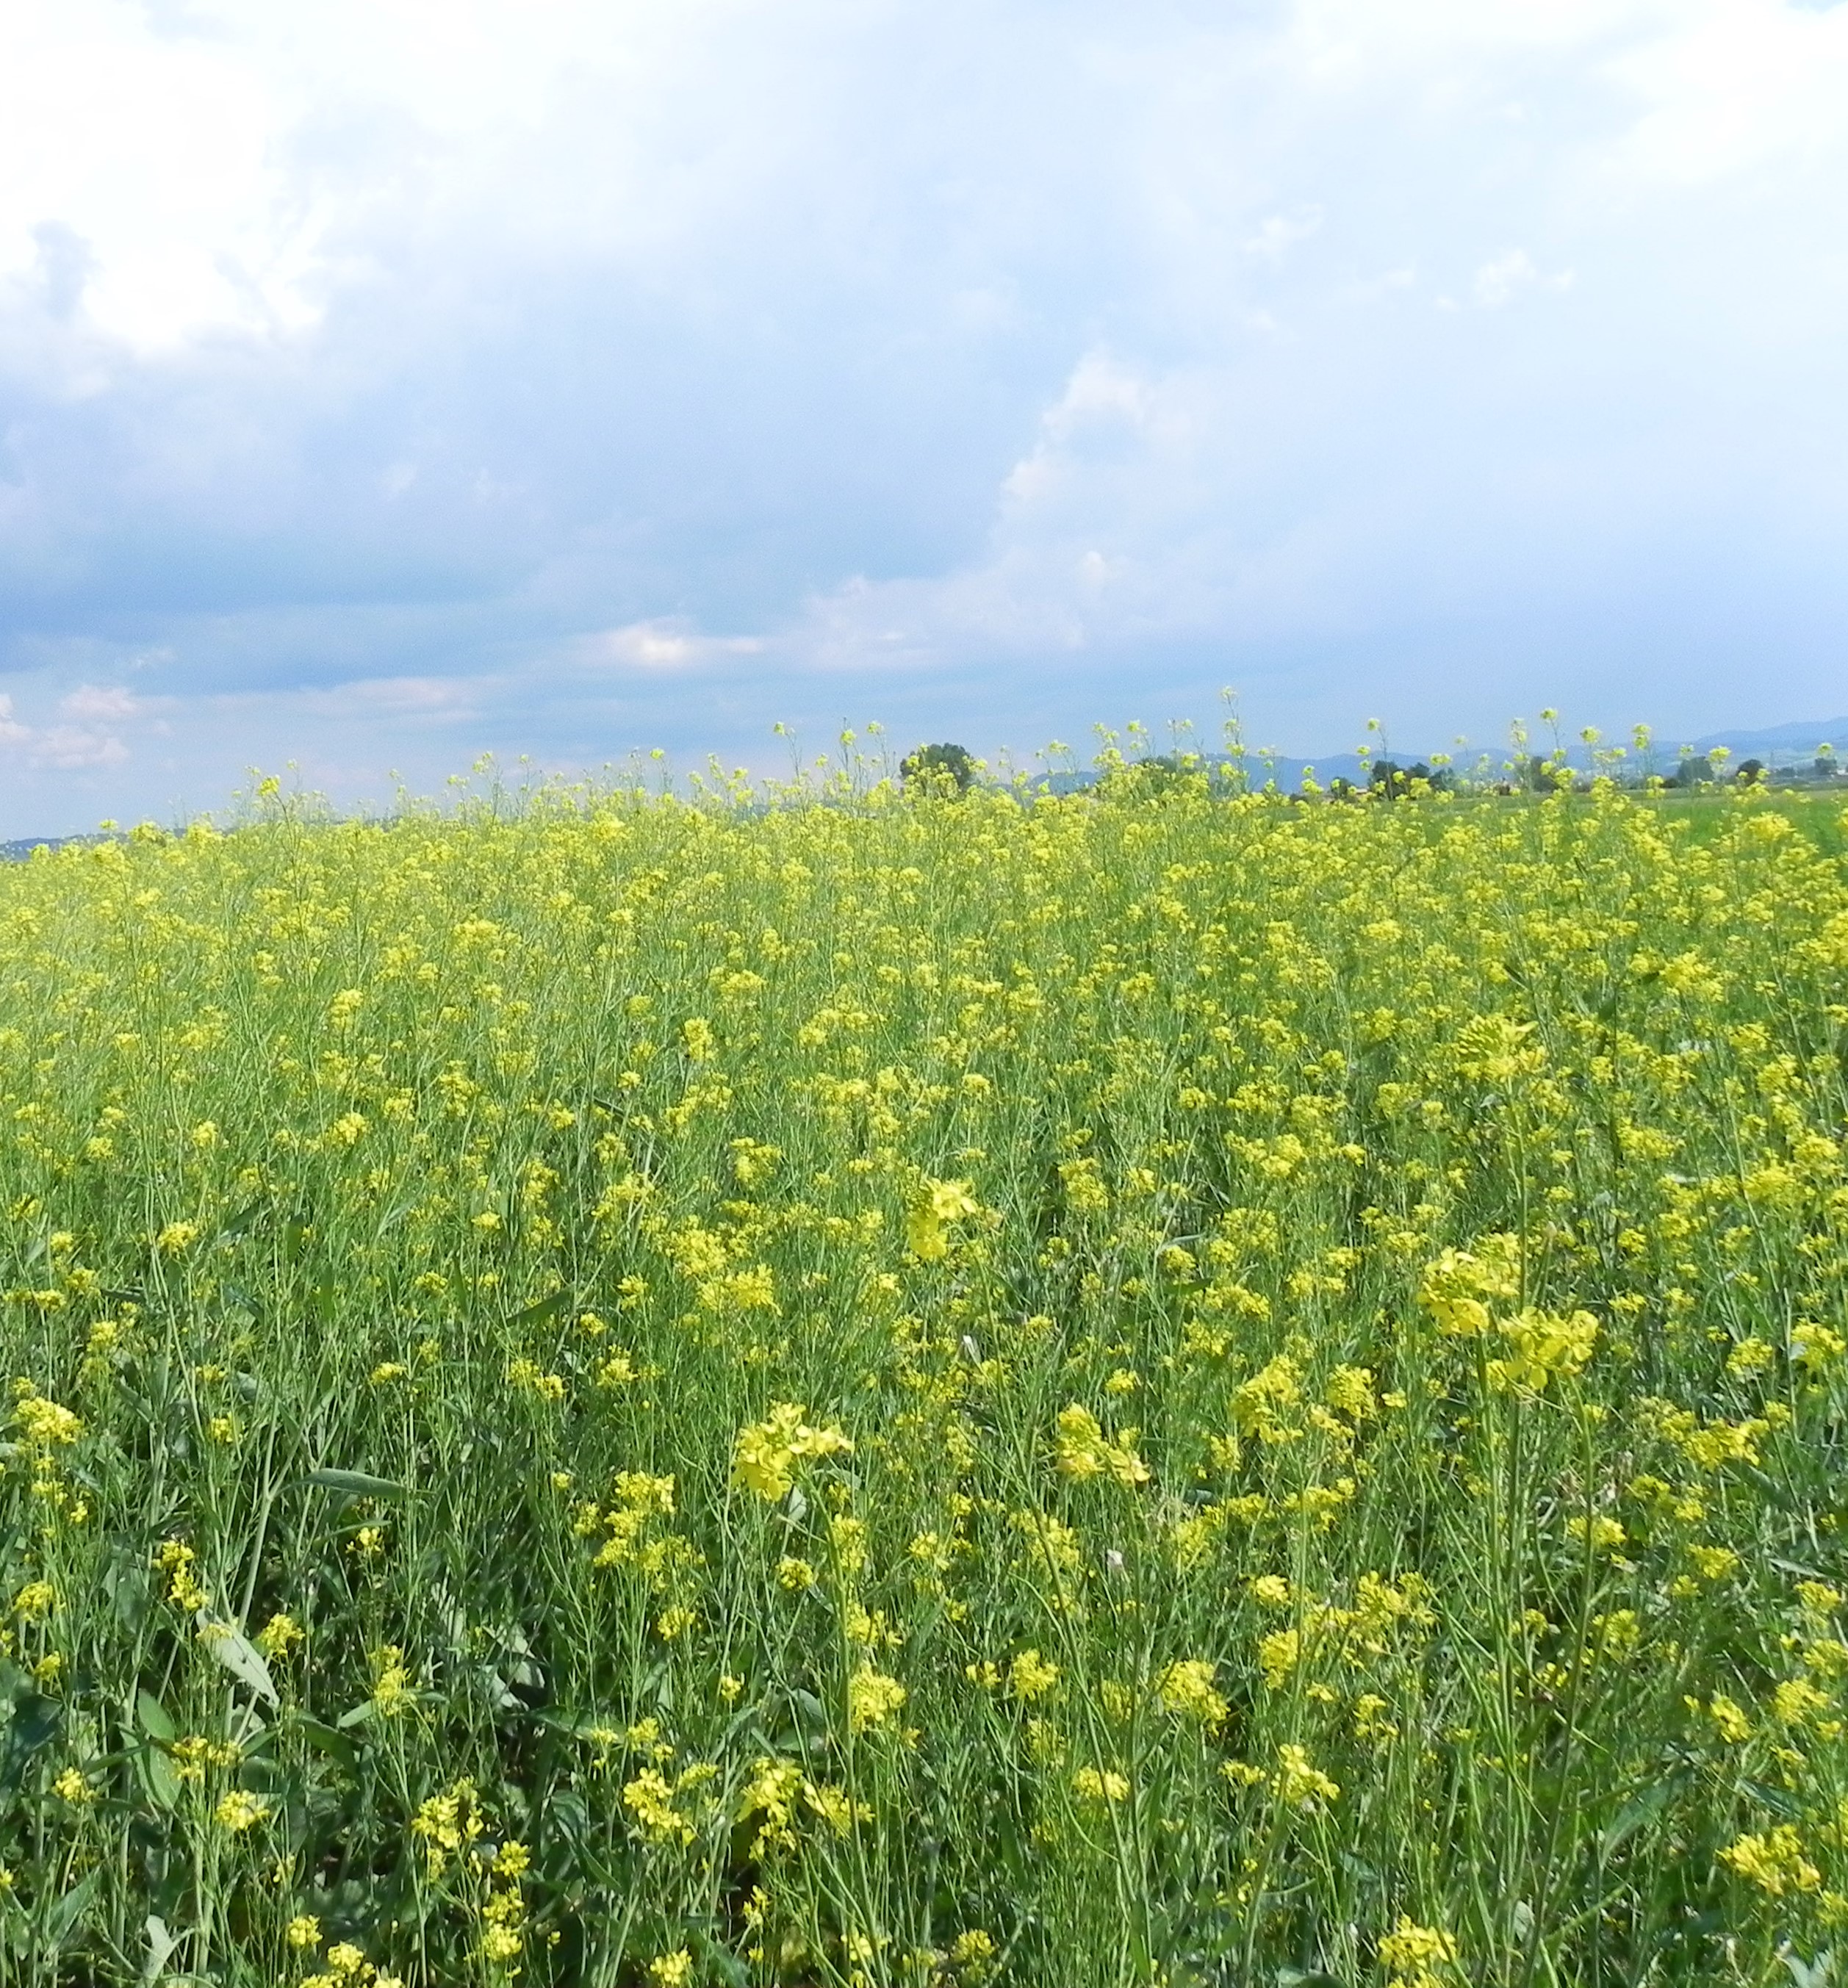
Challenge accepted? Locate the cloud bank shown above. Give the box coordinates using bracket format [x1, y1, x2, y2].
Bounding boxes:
[3, 0, 1848, 829]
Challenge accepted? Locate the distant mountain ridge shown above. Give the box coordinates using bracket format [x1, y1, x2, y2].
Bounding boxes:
[1686, 717, 1848, 754]
[1, 837, 85, 861]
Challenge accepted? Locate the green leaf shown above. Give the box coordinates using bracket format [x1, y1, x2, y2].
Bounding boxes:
[335, 1701, 378, 1731]
[291, 1715, 359, 1771]
[508, 1289, 569, 1328]
[136, 1690, 178, 1744]
[48, 1868, 102, 1942]
[196, 1618, 278, 1706]
[0, 1690, 63, 1792]
[143, 1915, 181, 1985]
[134, 1743, 181, 1812]
[303, 1468, 406, 1499]
[1780, 1951, 1837, 1988]
[105, 1557, 153, 1635]
[215, 1198, 268, 1242]
[690, 1931, 751, 1988]
[1598, 1775, 1678, 1859]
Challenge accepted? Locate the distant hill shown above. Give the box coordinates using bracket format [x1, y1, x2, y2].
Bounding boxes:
[1, 837, 82, 861]
[1688, 717, 1848, 755]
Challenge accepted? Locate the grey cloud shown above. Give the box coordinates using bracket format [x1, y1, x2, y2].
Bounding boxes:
[2, 0, 1848, 834]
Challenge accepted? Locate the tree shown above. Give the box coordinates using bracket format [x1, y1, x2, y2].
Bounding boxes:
[1369, 760, 1438, 800]
[1127, 751, 1211, 796]
[1674, 752, 1712, 789]
[900, 742, 977, 793]
[1736, 759, 1766, 786]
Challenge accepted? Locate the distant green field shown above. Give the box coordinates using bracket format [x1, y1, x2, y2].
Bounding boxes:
[1, 779, 1845, 1987]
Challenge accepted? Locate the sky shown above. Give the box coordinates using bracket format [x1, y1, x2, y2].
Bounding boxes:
[2, 0, 1847, 831]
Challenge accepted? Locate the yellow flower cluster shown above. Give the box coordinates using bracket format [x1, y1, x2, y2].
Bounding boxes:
[731, 1402, 855, 1501]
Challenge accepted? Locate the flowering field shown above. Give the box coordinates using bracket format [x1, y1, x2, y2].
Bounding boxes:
[2, 776, 1847, 1988]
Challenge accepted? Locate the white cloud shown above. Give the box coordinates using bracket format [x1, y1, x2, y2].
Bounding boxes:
[60, 682, 138, 721]
[584, 620, 764, 671]
[1472, 249, 1574, 307]
[31, 724, 129, 769]
[0, 694, 132, 766]
[0, 3, 319, 350]
[4, 0, 1848, 832]
[1601, 0, 1848, 185]
[1244, 209, 1323, 258]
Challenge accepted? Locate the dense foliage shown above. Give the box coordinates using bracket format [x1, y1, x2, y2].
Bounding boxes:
[2, 777, 1847, 1987]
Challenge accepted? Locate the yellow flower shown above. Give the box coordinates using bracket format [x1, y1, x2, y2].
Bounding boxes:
[1051, 1404, 1149, 1487]
[1273, 1743, 1340, 1808]
[1417, 1237, 1520, 1336]
[846, 1664, 907, 1734]
[1326, 1364, 1378, 1422]
[481, 1925, 522, 1967]
[680, 1017, 716, 1062]
[906, 1177, 980, 1262]
[14, 1393, 82, 1447]
[1353, 1693, 1399, 1744]
[53, 1768, 93, 1806]
[1258, 1629, 1301, 1690]
[506, 1358, 565, 1404]
[369, 1645, 414, 1717]
[1699, 1693, 1752, 1743]
[287, 1915, 323, 1951]
[1684, 1544, 1738, 1583]
[1485, 1308, 1598, 1394]
[256, 1613, 303, 1658]
[1773, 1677, 1830, 1727]
[1565, 1514, 1626, 1555]
[730, 1402, 853, 1501]
[949, 1928, 996, 1976]
[1377, 1916, 1459, 1987]
[155, 1539, 209, 1612]
[1008, 1649, 1060, 1701]
[1155, 1658, 1228, 1728]
[737, 1757, 804, 1850]
[214, 1790, 270, 1832]
[648, 1951, 694, 1988]
[410, 1779, 481, 1877]
[12, 1580, 54, 1621]
[1719, 1824, 1821, 1895]
[1071, 1765, 1130, 1804]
